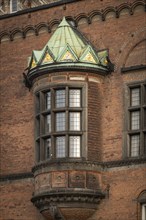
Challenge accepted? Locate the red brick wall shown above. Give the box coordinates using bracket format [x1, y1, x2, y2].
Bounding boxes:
[0, 178, 44, 220]
[0, 0, 145, 220]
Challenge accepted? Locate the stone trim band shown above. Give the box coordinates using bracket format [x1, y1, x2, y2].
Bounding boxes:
[0, 158, 145, 182]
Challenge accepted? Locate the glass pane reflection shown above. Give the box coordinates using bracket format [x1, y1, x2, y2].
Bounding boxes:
[69, 89, 81, 107]
[56, 136, 65, 158]
[69, 112, 80, 131]
[131, 111, 140, 130]
[56, 90, 66, 108]
[69, 136, 80, 157]
[130, 135, 140, 157]
[131, 88, 140, 106]
[56, 112, 65, 131]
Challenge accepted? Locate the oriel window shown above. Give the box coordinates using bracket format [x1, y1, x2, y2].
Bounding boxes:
[35, 85, 86, 162]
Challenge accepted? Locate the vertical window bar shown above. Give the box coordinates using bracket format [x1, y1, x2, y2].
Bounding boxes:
[144, 85, 146, 104]
[36, 141, 40, 162]
[36, 116, 40, 138]
[144, 133, 146, 155]
[45, 114, 51, 133]
[35, 93, 40, 114]
[45, 138, 51, 159]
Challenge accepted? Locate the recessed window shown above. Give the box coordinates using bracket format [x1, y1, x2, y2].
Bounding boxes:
[35, 85, 86, 162]
[126, 82, 146, 158]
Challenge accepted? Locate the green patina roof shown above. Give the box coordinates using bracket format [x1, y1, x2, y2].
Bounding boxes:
[28, 17, 109, 71]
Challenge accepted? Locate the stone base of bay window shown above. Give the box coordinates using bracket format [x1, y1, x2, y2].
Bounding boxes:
[31, 160, 105, 220]
[32, 189, 104, 220]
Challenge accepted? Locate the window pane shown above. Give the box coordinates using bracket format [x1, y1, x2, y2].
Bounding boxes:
[69, 89, 81, 107]
[45, 114, 51, 133]
[56, 112, 65, 131]
[69, 112, 81, 131]
[69, 136, 80, 157]
[46, 91, 51, 110]
[55, 89, 65, 108]
[131, 88, 140, 106]
[130, 135, 140, 157]
[56, 136, 65, 158]
[131, 111, 140, 130]
[45, 138, 51, 159]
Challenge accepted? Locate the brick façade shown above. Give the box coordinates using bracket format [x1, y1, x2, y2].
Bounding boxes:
[0, 0, 146, 219]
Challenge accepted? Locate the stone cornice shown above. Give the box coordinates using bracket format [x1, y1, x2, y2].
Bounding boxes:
[0, 157, 145, 183]
[0, 0, 145, 43]
[32, 157, 146, 173]
[31, 189, 105, 210]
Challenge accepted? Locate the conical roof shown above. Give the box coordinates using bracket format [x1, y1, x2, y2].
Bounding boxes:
[47, 17, 86, 58]
[25, 17, 113, 88]
[28, 17, 109, 69]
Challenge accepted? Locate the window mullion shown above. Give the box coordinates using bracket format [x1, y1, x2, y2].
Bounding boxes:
[51, 88, 55, 158]
[40, 138, 45, 161]
[66, 87, 69, 157]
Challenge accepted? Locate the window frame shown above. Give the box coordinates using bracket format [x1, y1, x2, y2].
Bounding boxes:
[124, 81, 146, 158]
[34, 82, 87, 162]
[141, 203, 146, 220]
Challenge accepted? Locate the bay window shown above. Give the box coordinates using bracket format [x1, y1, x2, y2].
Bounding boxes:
[35, 85, 86, 162]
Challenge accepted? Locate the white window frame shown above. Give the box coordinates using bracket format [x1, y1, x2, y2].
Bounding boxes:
[142, 204, 146, 220]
